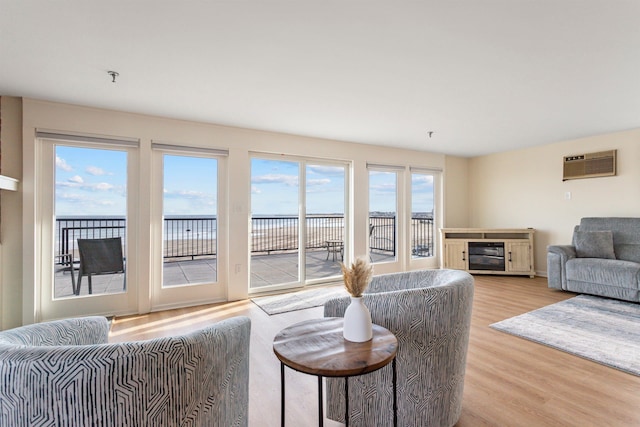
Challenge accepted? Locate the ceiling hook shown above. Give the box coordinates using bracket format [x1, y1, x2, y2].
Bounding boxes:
[107, 71, 119, 83]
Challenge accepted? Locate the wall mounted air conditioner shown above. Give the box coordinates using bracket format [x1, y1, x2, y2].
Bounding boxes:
[563, 150, 617, 181]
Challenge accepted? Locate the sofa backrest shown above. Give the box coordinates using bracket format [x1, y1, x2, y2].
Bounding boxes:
[0, 316, 251, 427]
[578, 217, 640, 263]
[366, 268, 472, 294]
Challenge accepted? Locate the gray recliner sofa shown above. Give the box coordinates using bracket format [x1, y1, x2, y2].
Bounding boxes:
[547, 217, 640, 302]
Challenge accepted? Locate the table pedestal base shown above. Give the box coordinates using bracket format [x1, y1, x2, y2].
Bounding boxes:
[280, 359, 397, 427]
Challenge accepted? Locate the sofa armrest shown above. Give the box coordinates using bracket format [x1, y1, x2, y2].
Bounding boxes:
[547, 245, 576, 290]
[0, 316, 109, 346]
[548, 245, 576, 257]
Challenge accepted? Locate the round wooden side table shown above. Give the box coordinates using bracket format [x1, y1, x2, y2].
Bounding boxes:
[273, 317, 398, 427]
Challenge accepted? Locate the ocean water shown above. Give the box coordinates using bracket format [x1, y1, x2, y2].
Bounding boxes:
[54, 215, 347, 251]
[54, 214, 425, 255]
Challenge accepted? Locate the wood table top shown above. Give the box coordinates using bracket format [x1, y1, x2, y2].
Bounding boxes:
[273, 317, 398, 377]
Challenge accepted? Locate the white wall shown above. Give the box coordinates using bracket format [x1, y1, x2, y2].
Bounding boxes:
[443, 156, 469, 228]
[468, 129, 640, 275]
[3, 98, 456, 326]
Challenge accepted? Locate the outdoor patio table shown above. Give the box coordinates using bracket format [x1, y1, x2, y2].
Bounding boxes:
[325, 239, 344, 261]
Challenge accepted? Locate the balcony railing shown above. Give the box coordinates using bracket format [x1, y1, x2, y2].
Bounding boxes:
[164, 217, 217, 260]
[55, 215, 434, 263]
[56, 218, 127, 265]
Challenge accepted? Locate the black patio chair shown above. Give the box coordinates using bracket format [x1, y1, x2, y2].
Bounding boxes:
[75, 237, 126, 295]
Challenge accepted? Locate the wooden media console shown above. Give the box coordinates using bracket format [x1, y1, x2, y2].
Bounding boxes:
[440, 228, 535, 278]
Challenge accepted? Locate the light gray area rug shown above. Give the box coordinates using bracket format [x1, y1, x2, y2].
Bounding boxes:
[252, 285, 348, 315]
[491, 295, 640, 376]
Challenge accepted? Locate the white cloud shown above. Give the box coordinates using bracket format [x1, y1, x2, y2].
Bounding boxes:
[86, 166, 107, 176]
[369, 170, 395, 176]
[56, 181, 117, 192]
[307, 165, 344, 176]
[412, 175, 434, 184]
[57, 193, 87, 202]
[94, 182, 114, 191]
[251, 185, 261, 194]
[56, 156, 73, 171]
[164, 189, 206, 199]
[307, 178, 331, 186]
[251, 174, 299, 186]
[56, 181, 82, 189]
[69, 175, 84, 184]
[178, 190, 204, 198]
[372, 183, 396, 193]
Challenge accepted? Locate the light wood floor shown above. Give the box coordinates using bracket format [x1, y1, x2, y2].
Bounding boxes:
[110, 275, 640, 426]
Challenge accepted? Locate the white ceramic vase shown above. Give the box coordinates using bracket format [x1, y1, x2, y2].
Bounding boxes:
[343, 296, 373, 342]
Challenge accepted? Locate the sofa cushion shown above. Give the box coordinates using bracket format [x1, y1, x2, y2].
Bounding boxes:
[579, 217, 640, 263]
[566, 258, 640, 290]
[615, 243, 640, 264]
[574, 231, 616, 259]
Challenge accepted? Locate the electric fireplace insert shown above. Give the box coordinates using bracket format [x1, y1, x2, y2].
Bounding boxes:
[468, 242, 505, 271]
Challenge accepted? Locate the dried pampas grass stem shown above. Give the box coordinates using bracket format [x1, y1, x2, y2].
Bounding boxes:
[341, 257, 373, 297]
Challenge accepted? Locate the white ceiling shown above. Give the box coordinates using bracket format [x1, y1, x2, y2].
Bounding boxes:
[2, 1, 640, 157]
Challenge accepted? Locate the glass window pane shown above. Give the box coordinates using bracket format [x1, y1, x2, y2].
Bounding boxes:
[411, 173, 435, 258]
[250, 158, 300, 289]
[305, 164, 345, 280]
[54, 146, 127, 298]
[369, 170, 397, 263]
[162, 154, 218, 287]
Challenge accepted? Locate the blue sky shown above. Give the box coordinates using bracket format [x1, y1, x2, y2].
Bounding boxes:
[251, 159, 434, 215]
[251, 158, 346, 215]
[55, 146, 128, 216]
[410, 172, 435, 214]
[55, 146, 433, 216]
[55, 147, 219, 216]
[369, 170, 434, 214]
[163, 155, 217, 215]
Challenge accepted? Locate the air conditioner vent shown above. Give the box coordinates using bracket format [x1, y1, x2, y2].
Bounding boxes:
[563, 150, 616, 181]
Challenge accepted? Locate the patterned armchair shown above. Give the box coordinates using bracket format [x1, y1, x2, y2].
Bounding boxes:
[0, 315, 251, 427]
[324, 269, 474, 427]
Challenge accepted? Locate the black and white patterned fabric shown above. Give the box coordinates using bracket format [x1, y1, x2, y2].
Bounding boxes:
[0, 315, 251, 427]
[324, 269, 474, 427]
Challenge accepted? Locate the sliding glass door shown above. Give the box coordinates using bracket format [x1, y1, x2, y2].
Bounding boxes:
[151, 146, 226, 310]
[250, 156, 347, 292]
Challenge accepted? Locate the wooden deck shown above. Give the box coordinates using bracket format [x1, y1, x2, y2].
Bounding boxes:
[54, 249, 395, 298]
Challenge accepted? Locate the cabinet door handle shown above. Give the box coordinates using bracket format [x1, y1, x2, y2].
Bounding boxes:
[462, 251, 466, 261]
[508, 251, 512, 262]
